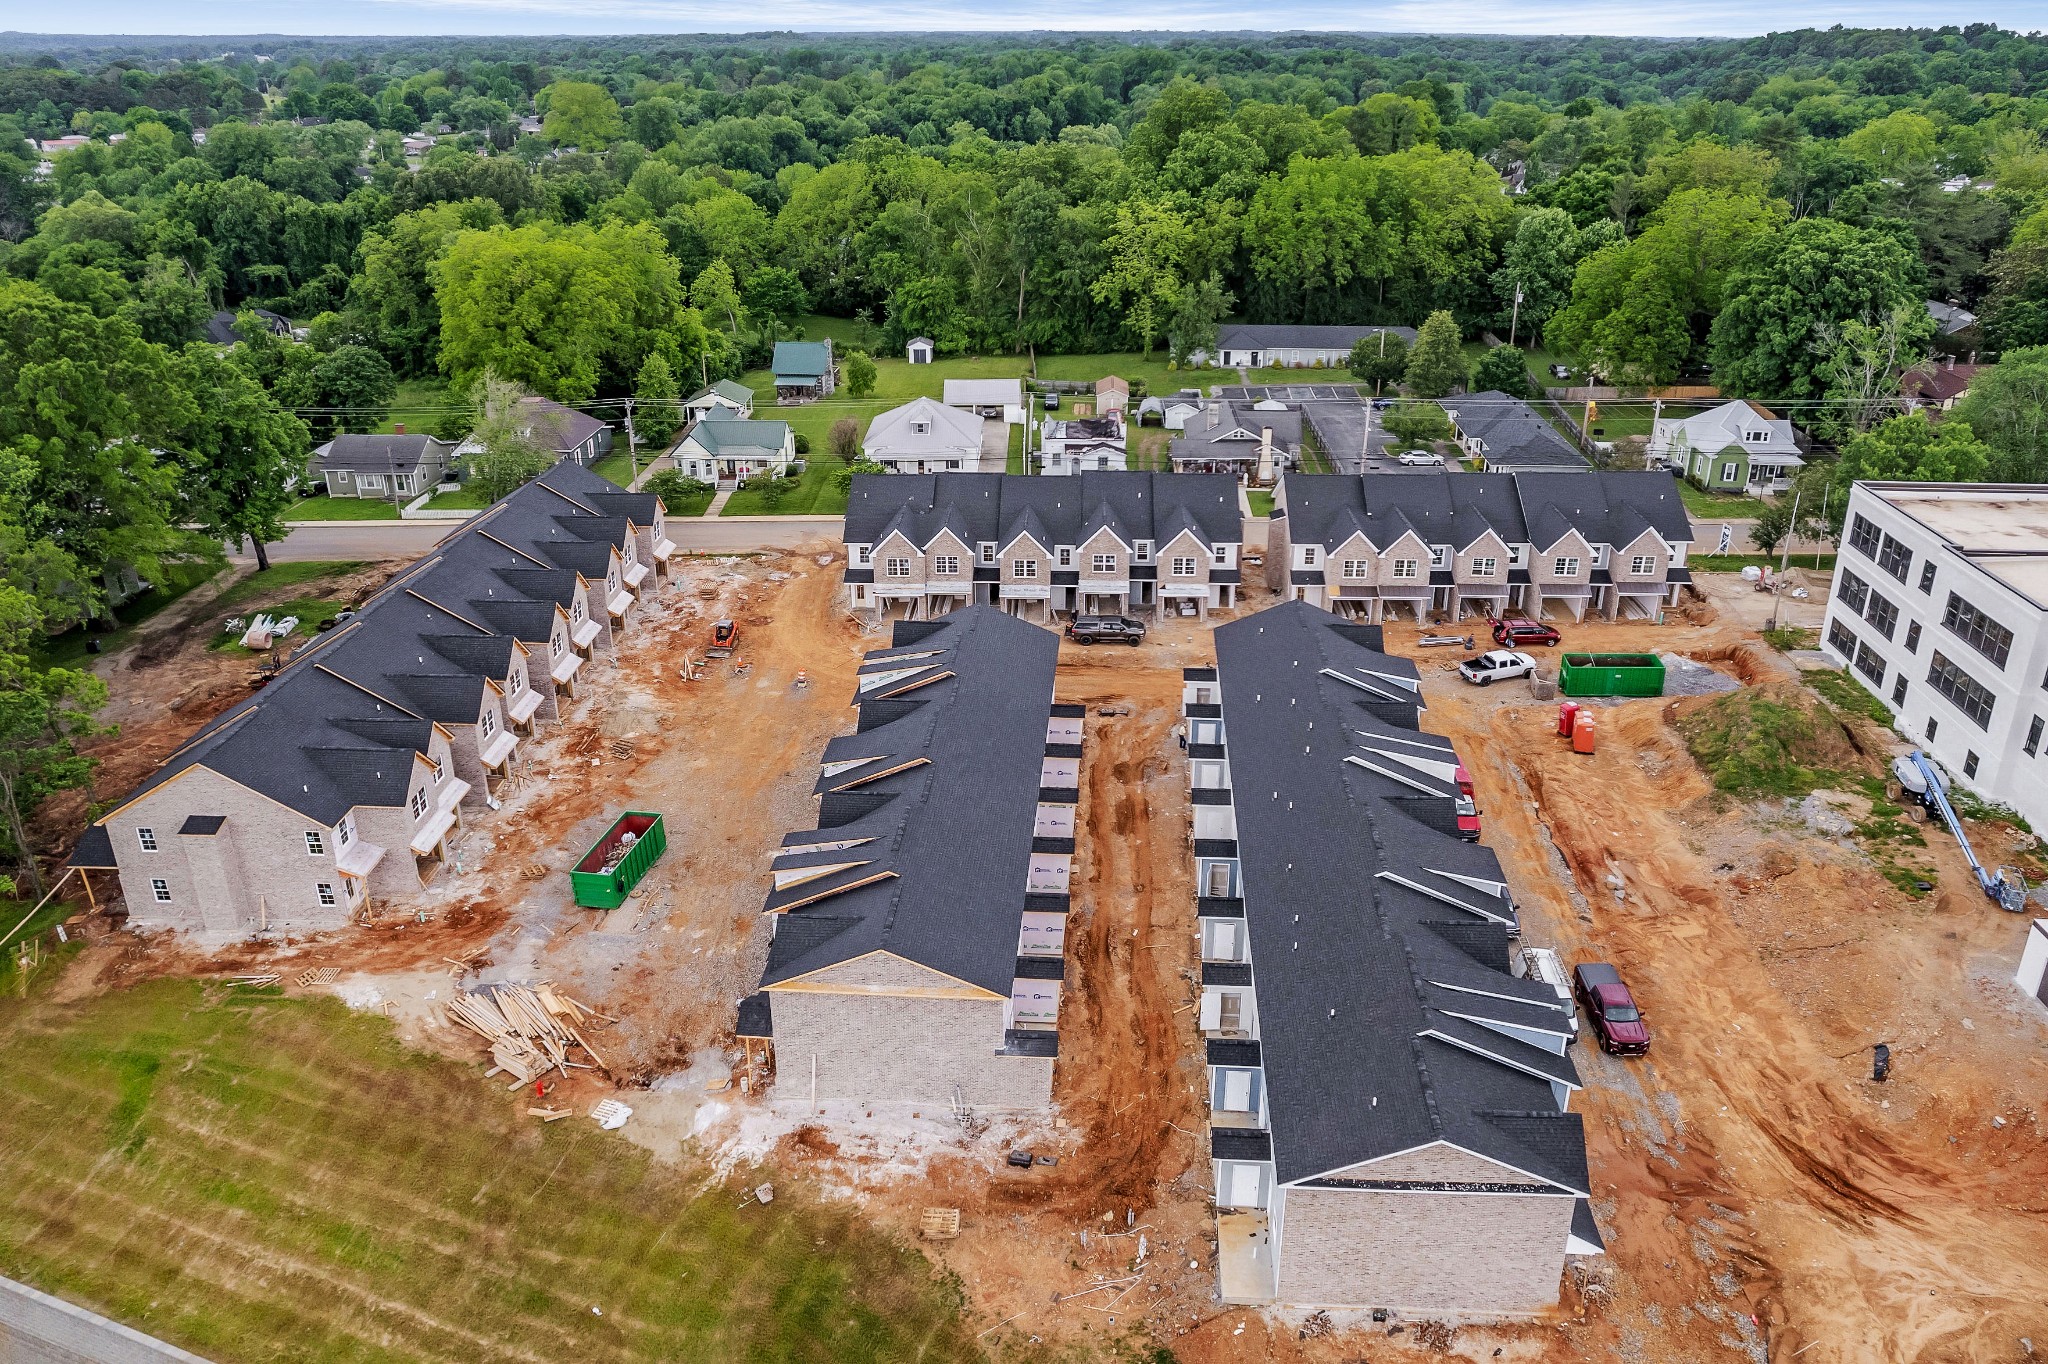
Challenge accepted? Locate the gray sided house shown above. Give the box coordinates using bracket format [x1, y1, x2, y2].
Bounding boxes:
[738, 608, 1076, 1111]
[66, 462, 675, 936]
[1191, 602, 1598, 1314]
[772, 339, 836, 403]
[1270, 470, 1693, 624]
[1444, 393, 1590, 473]
[315, 432, 459, 500]
[1202, 324, 1416, 370]
[1648, 400, 1804, 494]
[863, 396, 988, 474]
[843, 471, 1244, 624]
[1170, 399, 1304, 478]
[684, 379, 755, 424]
[521, 397, 614, 467]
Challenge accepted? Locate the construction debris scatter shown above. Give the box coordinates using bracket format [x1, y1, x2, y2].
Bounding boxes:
[444, 982, 613, 1086]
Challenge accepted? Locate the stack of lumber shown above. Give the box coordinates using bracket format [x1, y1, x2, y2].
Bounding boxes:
[445, 982, 613, 1086]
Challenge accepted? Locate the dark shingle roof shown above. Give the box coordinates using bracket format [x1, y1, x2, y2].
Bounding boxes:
[845, 472, 1241, 556]
[520, 397, 609, 455]
[1281, 470, 1691, 554]
[1449, 392, 1589, 471]
[83, 464, 640, 833]
[1216, 324, 1416, 351]
[758, 608, 1059, 997]
[317, 434, 457, 475]
[1215, 600, 1588, 1189]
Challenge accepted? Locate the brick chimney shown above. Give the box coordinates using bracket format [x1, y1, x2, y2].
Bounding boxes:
[393, 422, 407, 434]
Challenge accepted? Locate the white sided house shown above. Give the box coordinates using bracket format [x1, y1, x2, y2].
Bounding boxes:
[1191, 602, 1598, 1315]
[66, 463, 677, 934]
[673, 416, 797, 486]
[736, 609, 1076, 1112]
[842, 471, 1244, 623]
[863, 397, 989, 474]
[1200, 324, 1416, 370]
[1821, 483, 2048, 839]
[1269, 470, 1693, 624]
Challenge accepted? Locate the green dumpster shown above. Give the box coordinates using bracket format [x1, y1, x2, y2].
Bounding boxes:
[1558, 653, 1666, 698]
[569, 811, 667, 909]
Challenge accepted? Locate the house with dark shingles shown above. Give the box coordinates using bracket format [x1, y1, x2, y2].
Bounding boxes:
[734, 608, 1078, 1111]
[1188, 601, 1600, 1313]
[520, 396, 613, 467]
[842, 472, 1244, 623]
[1198, 324, 1416, 369]
[1169, 399, 1305, 477]
[1444, 393, 1591, 473]
[314, 431, 460, 500]
[1269, 470, 1693, 624]
[64, 462, 677, 936]
[772, 339, 836, 403]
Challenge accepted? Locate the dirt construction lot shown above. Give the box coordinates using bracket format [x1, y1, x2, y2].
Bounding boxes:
[42, 556, 2048, 1364]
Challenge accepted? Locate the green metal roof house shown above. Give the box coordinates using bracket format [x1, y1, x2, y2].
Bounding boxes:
[771, 340, 836, 403]
[675, 417, 797, 485]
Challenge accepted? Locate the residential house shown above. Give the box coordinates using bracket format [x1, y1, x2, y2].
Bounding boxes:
[520, 397, 613, 467]
[64, 462, 673, 935]
[736, 609, 1075, 1111]
[673, 416, 797, 485]
[1041, 415, 1127, 475]
[314, 431, 460, 501]
[1901, 358, 1984, 413]
[1822, 482, 2048, 841]
[944, 378, 1025, 418]
[1189, 601, 1598, 1312]
[772, 340, 836, 403]
[1095, 375, 1130, 415]
[864, 397, 989, 474]
[1169, 400, 1304, 480]
[906, 336, 935, 364]
[1199, 325, 1416, 370]
[1928, 300, 1979, 338]
[1269, 470, 1693, 623]
[843, 471, 1243, 622]
[684, 379, 754, 423]
[1445, 393, 1590, 473]
[205, 308, 292, 347]
[1648, 399, 1804, 493]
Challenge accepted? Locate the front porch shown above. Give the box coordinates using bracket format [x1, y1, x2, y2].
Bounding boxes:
[1216, 1210, 1278, 1305]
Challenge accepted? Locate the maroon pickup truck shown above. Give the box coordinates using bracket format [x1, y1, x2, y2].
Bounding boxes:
[1573, 962, 1650, 1056]
[1490, 614, 1562, 648]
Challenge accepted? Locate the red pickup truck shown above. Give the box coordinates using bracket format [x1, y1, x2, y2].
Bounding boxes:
[1572, 962, 1650, 1056]
[1491, 615, 1562, 648]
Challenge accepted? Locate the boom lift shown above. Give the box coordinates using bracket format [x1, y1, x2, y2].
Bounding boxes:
[1891, 750, 2030, 912]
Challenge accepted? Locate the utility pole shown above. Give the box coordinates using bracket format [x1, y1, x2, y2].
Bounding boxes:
[623, 398, 638, 483]
[1769, 484, 1802, 633]
[1507, 283, 1523, 349]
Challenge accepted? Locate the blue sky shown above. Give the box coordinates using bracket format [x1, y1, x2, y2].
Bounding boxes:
[10, 0, 2047, 38]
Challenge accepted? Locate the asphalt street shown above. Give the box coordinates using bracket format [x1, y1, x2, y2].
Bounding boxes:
[240, 516, 845, 563]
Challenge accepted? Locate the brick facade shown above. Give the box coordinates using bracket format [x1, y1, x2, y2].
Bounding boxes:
[1275, 1186, 1574, 1314]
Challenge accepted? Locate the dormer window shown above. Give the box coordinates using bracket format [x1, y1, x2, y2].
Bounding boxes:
[1134, 540, 1152, 563]
[912, 420, 930, 435]
[979, 542, 996, 564]
[854, 545, 872, 566]
[1301, 546, 1318, 567]
[1058, 547, 1073, 566]
[1430, 546, 1449, 569]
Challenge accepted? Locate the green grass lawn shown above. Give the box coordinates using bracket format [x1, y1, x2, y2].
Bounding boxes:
[1677, 483, 1772, 519]
[287, 495, 405, 522]
[1690, 552, 1838, 573]
[1247, 490, 1275, 518]
[590, 454, 639, 486]
[1006, 422, 1026, 475]
[31, 561, 223, 670]
[422, 485, 494, 511]
[0, 978, 1012, 1364]
[375, 379, 457, 436]
[1128, 428, 1171, 472]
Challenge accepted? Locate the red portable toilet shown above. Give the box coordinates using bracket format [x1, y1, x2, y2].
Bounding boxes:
[1572, 710, 1597, 755]
[1556, 701, 1581, 737]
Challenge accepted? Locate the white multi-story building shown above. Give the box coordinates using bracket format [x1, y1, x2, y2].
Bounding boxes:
[1821, 482, 2048, 832]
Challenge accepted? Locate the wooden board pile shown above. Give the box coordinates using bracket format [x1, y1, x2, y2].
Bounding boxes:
[445, 982, 613, 1086]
